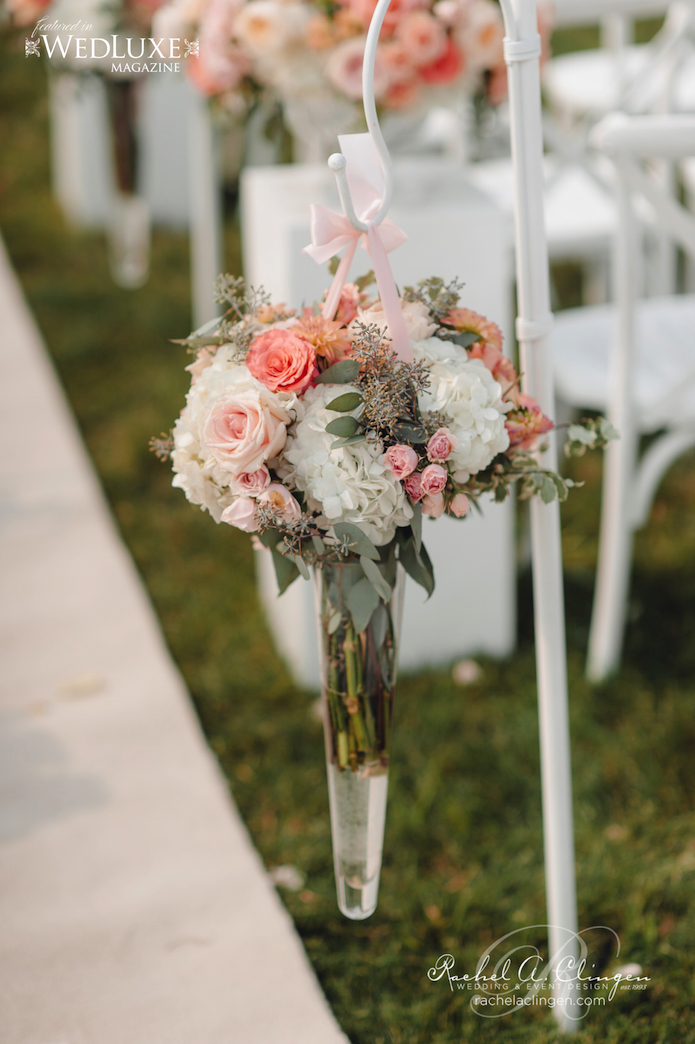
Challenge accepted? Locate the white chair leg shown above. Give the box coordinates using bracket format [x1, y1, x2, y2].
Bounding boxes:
[586, 427, 637, 682]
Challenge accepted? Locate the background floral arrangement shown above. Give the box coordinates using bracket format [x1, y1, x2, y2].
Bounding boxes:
[153, 0, 520, 121]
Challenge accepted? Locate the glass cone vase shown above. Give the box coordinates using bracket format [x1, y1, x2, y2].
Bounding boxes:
[313, 561, 405, 920]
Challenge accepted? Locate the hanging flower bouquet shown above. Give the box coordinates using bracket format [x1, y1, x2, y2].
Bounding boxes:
[153, 260, 613, 914]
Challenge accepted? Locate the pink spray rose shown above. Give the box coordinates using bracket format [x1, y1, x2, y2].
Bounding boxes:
[221, 498, 259, 532]
[420, 463, 448, 495]
[449, 492, 471, 518]
[421, 492, 445, 518]
[403, 472, 423, 502]
[203, 391, 289, 475]
[505, 394, 554, 450]
[246, 328, 318, 394]
[335, 283, 362, 326]
[395, 10, 447, 65]
[257, 483, 302, 520]
[426, 427, 458, 462]
[385, 444, 419, 479]
[228, 467, 271, 496]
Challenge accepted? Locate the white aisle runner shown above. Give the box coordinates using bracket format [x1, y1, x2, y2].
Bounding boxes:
[0, 234, 348, 1044]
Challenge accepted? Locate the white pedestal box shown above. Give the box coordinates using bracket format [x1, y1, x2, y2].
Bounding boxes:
[241, 160, 517, 688]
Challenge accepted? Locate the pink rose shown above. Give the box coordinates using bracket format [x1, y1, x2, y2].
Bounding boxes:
[246, 329, 318, 394]
[335, 284, 361, 326]
[419, 38, 464, 85]
[257, 483, 302, 521]
[325, 36, 391, 101]
[228, 467, 271, 496]
[420, 463, 448, 495]
[421, 492, 445, 518]
[221, 498, 258, 532]
[385, 444, 418, 479]
[403, 472, 423, 502]
[426, 427, 458, 462]
[449, 492, 470, 518]
[203, 391, 288, 475]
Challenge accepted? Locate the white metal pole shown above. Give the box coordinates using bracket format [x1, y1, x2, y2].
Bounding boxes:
[187, 88, 222, 329]
[499, 0, 579, 1031]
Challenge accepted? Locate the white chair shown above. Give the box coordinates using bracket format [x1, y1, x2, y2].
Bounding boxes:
[549, 112, 695, 682]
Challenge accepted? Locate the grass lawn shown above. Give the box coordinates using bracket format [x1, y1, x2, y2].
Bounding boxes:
[1, 22, 694, 1043]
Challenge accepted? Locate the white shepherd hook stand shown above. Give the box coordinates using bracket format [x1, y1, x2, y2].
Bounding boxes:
[324, 0, 580, 1031]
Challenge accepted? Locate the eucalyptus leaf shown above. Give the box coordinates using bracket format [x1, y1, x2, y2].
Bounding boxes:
[333, 521, 380, 561]
[312, 535, 326, 555]
[289, 553, 311, 581]
[271, 549, 300, 594]
[327, 392, 363, 412]
[540, 475, 558, 504]
[355, 269, 375, 292]
[450, 331, 480, 349]
[399, 538, 435, 598]
[315, 359, 362, 385]
[410, 502, 422, 553]
[331, 433, 367, 449]
[370, 603, 389, 649]
[257, 528, 282, 550]
[360, 555, 392, 602]
[394, 424, 427, 444]
[327, 609, 343, 635]
[347, 577, 380, 633]
[326, 416, 359, 438]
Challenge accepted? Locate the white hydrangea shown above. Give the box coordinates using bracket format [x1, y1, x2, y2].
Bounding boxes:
[280, 385, 413, 546]
[171, 346, 297, 522]
[414, 337, 511, 482]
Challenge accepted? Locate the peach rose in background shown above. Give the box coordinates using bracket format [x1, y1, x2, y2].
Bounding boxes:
[403, 472, 423, 502]
[221, 498, 259, 531]
[420, 463, 448, 495]
[449, 491, 470, 517]
[257, 483, 302, 520]
[246, 328, 318, 393]
[426, 427, 458, 462]
[396, 9, 447, 64]
[422, 492, 445, 517]
[203, 391, 289, 474]
[228, 466, 271, 496]
[385, 445, 419, 479]
[418, 38, 464, 85]
[326, 36, 391, 100]
[505, 393, 553, 450]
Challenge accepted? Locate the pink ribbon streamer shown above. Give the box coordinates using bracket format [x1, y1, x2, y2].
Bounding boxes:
[302, 134, 413, 364]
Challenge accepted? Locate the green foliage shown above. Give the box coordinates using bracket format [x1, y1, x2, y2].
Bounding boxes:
[2, 27, 694, 1043]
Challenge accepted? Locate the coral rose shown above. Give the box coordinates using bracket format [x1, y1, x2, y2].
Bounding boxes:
[385, 445, 418, 479]
[421, 463, 448, 495]
[203, 390, 289, 475]
[505, 394, 553, 450]
[426, 427, 458, 462]
[246, 328, 318, 394]
[221, 498, 259, 532]
[419, 38, 464, 84]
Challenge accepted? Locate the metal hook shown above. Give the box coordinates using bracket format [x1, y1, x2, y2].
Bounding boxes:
[326, 0, 396, 232]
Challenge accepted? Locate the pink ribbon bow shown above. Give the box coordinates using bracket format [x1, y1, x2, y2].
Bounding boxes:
[303, 134, 414, 363]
